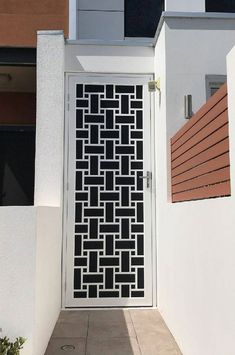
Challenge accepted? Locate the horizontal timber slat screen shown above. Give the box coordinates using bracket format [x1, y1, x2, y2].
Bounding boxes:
[171, 84, 231, 202]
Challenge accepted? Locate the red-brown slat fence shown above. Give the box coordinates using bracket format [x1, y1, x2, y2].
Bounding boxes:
[171, 84, 231, 202]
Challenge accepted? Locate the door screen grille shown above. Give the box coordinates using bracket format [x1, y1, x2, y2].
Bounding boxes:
[73, 84, 145, 300]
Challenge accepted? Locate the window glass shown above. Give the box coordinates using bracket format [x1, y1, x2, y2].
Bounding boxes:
[206, 0, 235, 12]
[125, 0, 164, 38]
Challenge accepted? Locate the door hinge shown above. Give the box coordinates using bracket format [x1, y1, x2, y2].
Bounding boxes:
[67, 93, 70, 111]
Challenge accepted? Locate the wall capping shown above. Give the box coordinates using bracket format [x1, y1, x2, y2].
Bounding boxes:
[37, 30, 64, 36]
[153, 11, 235, 46]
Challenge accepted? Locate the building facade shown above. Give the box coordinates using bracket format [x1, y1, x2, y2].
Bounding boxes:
[1, 1, 235, 354]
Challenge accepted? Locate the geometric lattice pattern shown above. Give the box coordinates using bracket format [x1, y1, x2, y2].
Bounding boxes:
[73, 84, 145, 299]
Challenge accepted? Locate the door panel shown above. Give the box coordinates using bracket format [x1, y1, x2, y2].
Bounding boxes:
[65, 75, 153, 307]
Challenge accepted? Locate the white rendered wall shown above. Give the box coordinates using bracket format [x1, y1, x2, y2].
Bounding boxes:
[35, 30, 65, 207]
[165, 17, 235, 137]
[0, 206, 62, 355]
[33, 31, 65, 354]
[0, 207, 36, 355]
[165, 0, 205, 12]
[34, 207, 61, 355]
[77, 0, 124, 40]
[0, 31, 65, 355]
[227, 47, 235, 197]
[155, 19, 235, 355]
[65, 43, 154, 73]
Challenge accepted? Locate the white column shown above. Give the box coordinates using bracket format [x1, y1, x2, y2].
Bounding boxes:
[69, 0, 77, 40]
[226, 46, 235, 196]
[35, 30, 65, 206]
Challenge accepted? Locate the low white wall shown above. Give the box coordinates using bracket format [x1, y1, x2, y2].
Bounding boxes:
[155, 19, 235, 355]
[157, 199, 235, 355]
[0, 206, 62, 355]
[34, 207, 61, 355]
[0, 31, 65, 355]
[0, 207, 36, 355]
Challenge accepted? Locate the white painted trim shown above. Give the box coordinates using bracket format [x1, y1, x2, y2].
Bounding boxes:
[163, 11, 235, 19]
[62, 74, 71, 309]
[150, 84, 157, 307]
[37, 30, 64, 36]
[66, 39, 154, 47]
[69, 0, 77, 40]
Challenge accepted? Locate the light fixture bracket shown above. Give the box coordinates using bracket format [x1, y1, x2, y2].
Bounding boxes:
[148, 79, 160, 92]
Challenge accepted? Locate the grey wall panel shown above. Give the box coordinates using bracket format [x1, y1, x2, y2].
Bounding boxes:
[78, 0, 124, 11]
[77, 11, 124, 40]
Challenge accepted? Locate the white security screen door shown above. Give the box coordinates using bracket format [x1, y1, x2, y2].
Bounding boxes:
[65, 75, 153, 307]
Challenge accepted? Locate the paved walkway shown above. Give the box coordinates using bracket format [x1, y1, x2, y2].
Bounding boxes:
[45, 309, 182, 355]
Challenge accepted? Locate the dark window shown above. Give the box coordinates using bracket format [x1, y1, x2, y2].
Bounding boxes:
[125, 0, 164, 38]
[0, 126, 35, 206]
[0, 48, 36, 66]
[206, 0, 235, 12]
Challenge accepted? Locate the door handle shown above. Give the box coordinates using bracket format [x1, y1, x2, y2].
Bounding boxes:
[139, 171, 152, 188]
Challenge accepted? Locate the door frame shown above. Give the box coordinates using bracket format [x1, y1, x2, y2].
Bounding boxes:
[62, 72, 157, 308]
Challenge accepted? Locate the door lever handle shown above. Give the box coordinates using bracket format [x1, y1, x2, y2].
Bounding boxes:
[139, 171, 152, 188]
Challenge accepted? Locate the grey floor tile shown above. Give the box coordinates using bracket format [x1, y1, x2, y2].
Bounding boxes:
[58, 310, 89, 324]
[88, 319, 136, 339]
[130, 310, 182, 354]
[130, 309, 164, 326]
[130, 309, 171, 337]
[45, 337, 86, 355]
[138, 334, 182, 355]
[86, 337, 141, 355]
[89, 309, 132, 324]
[52, 321, 88, 338]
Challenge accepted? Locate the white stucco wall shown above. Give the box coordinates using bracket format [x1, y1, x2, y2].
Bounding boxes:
[0, 206, 61, 355]
[155, 18, 235, 355]
[65, 43, 154, 73]
[164, 16, 235, 136]
[35, 30, 65, 207]
[34, 207, 61, 355]
[0, 207, 36, 355]
[227, 47, 235, 197]
[33, 31, 65, 354]
[0, 32, 65, 355]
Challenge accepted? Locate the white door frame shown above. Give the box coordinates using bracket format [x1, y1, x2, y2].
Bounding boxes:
[62, 72, 157, 308]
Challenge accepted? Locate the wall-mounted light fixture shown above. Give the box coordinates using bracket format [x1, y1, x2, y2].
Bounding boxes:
[184, 94, 193, 119]
[148, 78, 161, 92]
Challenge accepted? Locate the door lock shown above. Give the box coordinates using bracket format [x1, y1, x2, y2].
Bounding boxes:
[139, 171, 152, 188]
